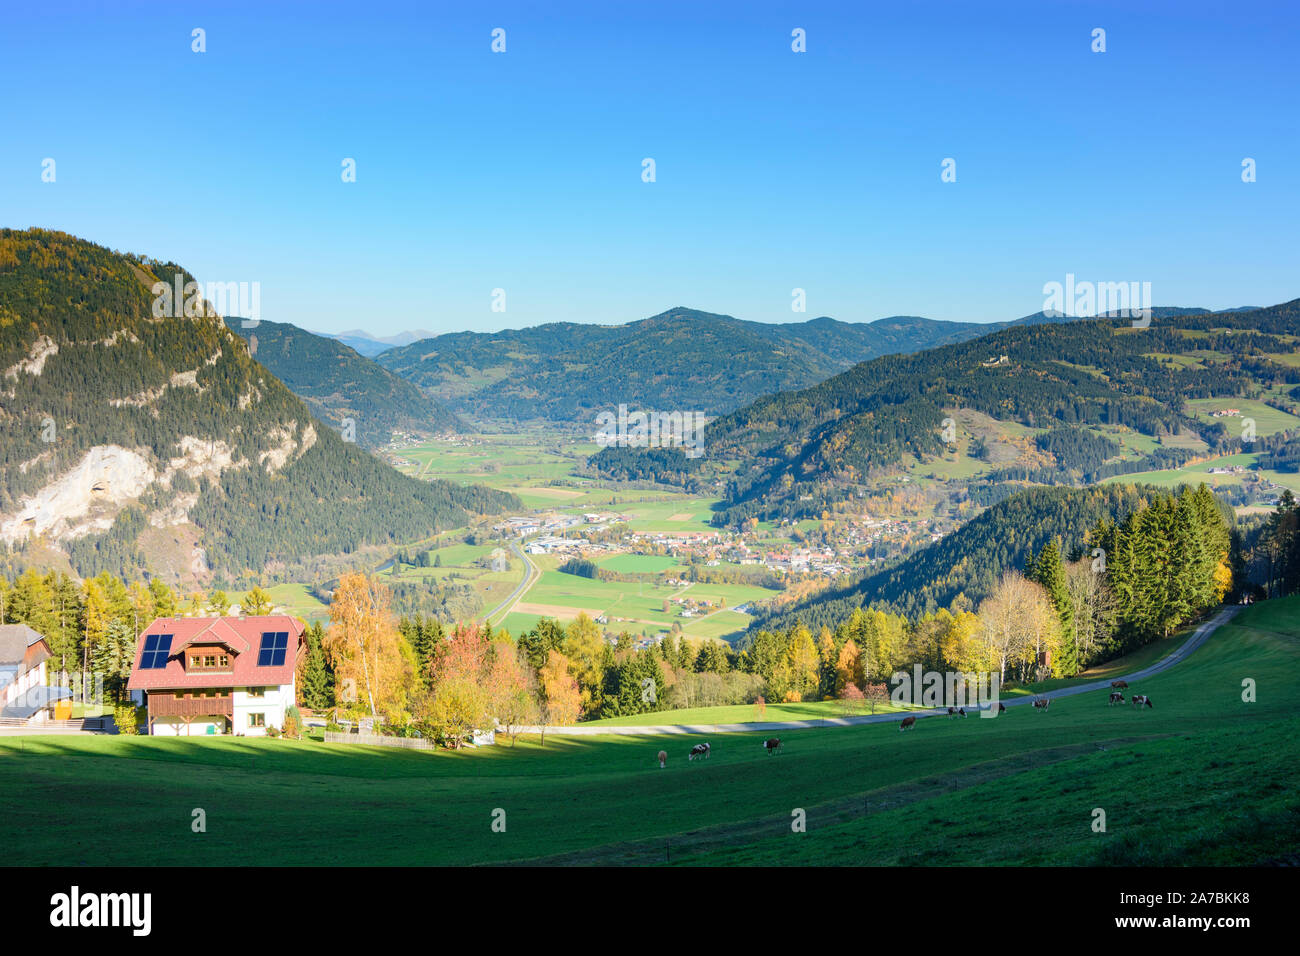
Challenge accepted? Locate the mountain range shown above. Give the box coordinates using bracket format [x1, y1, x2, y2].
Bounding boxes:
[704, 300, 1300, 526]
[373, 307, 1036, 422]
[224, 318, 460, 448]
[318, 328, 439, 357]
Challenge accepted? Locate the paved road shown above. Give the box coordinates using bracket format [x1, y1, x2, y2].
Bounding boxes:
[511, 605, 1242, 737]
[482, 540, 539, 626]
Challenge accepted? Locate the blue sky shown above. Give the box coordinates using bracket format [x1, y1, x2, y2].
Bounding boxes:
[2, 0, 1296, 335]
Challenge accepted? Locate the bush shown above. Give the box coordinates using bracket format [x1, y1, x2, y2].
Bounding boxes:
[265, 724, 282, 738]
[283, 705, 301, 739]
[113, 703, 140, 735]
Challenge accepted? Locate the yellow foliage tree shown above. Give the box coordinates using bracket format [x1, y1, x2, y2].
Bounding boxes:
[324, 573, 413, 720]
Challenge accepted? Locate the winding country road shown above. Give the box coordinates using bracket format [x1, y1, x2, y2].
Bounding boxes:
[482, 540, 540, 626]
[512, 605, 1242, 737]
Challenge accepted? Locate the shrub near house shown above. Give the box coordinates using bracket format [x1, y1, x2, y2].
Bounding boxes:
[126, 616, 306, 736]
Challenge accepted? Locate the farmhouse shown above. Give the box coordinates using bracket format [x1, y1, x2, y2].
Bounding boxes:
[0, 623, 71, 722]
[127, 615, 306, 737]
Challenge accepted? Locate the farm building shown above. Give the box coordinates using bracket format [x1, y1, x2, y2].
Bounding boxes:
[0, 623, 71, 723]
[127, 615, 306, 737]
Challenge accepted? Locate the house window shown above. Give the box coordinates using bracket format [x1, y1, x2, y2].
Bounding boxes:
[218, 655, 230, 668]
[246, 687, 265, 698]
[248, 713, 266, 728]
[203, 655, 217, 668]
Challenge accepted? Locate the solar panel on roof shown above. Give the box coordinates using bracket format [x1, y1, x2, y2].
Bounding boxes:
[257, 631, 288, 666]
[140, 634, 173, 669]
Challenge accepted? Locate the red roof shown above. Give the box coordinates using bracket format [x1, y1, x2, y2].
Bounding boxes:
[127, 616, 306, 691]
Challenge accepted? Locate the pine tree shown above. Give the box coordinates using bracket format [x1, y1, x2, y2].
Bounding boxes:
[1030, 540, 1076, 675]
[297, 622, 335, 712]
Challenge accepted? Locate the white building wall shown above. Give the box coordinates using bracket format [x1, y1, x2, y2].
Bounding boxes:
[4, 659, 48, 708]
[150, 717, 228, 737]
[232, 682, 293, 736]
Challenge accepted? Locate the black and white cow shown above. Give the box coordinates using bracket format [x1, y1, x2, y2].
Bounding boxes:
[688, 742, 711, 761]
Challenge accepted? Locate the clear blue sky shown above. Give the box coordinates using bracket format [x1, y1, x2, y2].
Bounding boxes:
[2, 0, 1296, 335]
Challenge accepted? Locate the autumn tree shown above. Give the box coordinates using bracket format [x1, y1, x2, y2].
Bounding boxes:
[324, 573, 413, 719]
[539, 649, 581, 740]
[242, 585, 273, 616]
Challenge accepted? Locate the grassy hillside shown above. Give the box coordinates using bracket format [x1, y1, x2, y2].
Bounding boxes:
[3, 596, 1294, 866]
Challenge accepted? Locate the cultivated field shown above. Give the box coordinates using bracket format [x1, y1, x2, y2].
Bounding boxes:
[4, 597, 1295, 866]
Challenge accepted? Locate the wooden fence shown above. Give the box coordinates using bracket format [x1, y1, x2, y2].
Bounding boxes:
[323, 731, 435, 751]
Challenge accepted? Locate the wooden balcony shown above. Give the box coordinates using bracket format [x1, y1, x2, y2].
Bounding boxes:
[148, 693, 233, 718]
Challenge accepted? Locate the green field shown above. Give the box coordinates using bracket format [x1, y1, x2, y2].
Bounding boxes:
[5, 597, 1297, 866]
[1185, 397, 1300, 437]
[597, 554, 683, 574]
[1100, 451, 1300, 496]
[263, 583, 329, 623]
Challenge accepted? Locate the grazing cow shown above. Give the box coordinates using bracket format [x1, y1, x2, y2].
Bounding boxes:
[657, 750, 667, 769]
[947, 706, 968, 718]
[997, 702, 1006, 713]
[1032, 698, 1051, 712]
[763, 737, 782, 755]
[1111, 679, 1129, 690]
[1108, 691, 1125, 706]
[899, 715, 917, 732]
[1132, 694, 1153, 709]
[688, 742, 711, 761]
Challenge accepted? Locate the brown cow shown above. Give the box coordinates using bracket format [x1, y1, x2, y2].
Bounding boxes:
[1132, 694, 1153, 709]
[1111, 680, 1129, 690]
[1032, 698, 1051, 711]
[657, 750, 667, 768]
[763, 737, 782, 755]
[899, 715, 917, 732]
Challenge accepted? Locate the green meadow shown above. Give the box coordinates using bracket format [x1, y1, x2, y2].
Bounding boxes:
[4, 597, 1296, 866]
[1185, 397, 1300, 437]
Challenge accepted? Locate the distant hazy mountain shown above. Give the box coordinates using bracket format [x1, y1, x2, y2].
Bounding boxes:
[225, 318, 461, 448]
[375, 307, 1043, 422]
[318, 328, 440, 357]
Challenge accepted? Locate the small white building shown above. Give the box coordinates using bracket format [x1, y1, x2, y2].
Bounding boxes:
[0, 624, 71, 722]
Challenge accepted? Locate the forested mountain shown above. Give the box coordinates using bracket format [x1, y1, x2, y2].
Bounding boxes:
[705, 301, 1300, 525]
[0, 229, 518, 584]
[223, 317, 461, 448]
[747, 483, 1226, 635]
[376, 307, 1074, 421]
[752, 485, 1153, 630]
